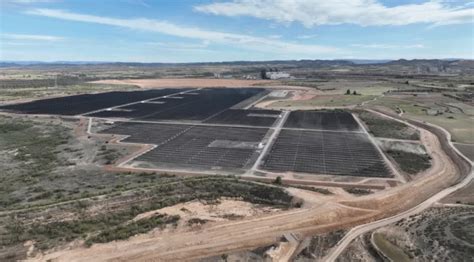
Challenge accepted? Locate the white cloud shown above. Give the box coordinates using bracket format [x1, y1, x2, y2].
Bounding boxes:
[297, 34, 318, 39]
[25, 8, 340, 56]
[267, 34, 282, 39]
[2, 33, 64, 41]
[6, 0, 58, 4]
[144, 40, 215, 52]
[352, 43, 425, 49]
[195, 0, 474, 27]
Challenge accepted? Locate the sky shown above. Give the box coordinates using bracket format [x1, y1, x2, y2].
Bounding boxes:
[0, 0, 473, 62]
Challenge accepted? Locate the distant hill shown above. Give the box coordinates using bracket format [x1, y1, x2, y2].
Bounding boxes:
[1, 59, 472, 74]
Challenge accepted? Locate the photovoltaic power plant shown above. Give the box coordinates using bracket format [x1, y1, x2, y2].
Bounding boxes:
[88, 88, 264, 121]
[0, 89, 189, 115]
[0, 87, 390, 177]
[102, 122, 268, 171]
[284, 110, 361, 131]
[261, 129, 390, 177]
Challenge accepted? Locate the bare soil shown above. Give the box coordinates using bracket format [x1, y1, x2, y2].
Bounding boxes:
[133, 198, 282, 225]
[92, 78, 280, 88]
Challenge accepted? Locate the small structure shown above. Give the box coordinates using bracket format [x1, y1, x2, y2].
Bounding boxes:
[265, 72, 291, 80]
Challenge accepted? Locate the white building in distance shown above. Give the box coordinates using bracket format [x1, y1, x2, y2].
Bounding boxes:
[265, 72, 291, 79]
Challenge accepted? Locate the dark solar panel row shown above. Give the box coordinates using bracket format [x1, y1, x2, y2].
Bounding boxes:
[204, 109, 281, 127]
[284, 110, 361, 131]
[89, 88, 265, 121]
[0, 89, 188, 115]
[262, 129, 391, 177]
[100, 122, 268, 171]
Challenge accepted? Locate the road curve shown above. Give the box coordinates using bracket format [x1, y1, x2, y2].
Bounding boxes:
[324, 111, 473, 261]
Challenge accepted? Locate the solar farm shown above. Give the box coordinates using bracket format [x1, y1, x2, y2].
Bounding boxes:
[0, 87, 391, 178]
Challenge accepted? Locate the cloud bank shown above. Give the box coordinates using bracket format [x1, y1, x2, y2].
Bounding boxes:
[195, 0, 473, 27]
[26, 8, 340, 55]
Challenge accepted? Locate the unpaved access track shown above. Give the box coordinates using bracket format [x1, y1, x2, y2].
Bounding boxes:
[30, 110, 472, 262]
[323, 110, 474, 261]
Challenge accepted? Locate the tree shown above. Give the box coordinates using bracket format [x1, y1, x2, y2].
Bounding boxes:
[346, 89, 351, 95]
[274, 176, 282, 185]
[353, 90, 357, 95]
[260, 69, 267, 79]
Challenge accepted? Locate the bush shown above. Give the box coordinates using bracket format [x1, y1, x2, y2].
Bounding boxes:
[274, 176, 282, 185]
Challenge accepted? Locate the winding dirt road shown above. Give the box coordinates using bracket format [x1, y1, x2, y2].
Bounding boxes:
[30, 111, 471, 262]
[324, 110, 474, 261]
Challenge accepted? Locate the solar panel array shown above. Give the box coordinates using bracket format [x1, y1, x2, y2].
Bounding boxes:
[0, 89, 187, 115]
[89, 88, 264, 121]
[1, 86, 391, 177]
[204, 109, 281, 127]
[101, 122, 268, 171]
[262, 129, 391, 177]
[284, 110, 361, 131]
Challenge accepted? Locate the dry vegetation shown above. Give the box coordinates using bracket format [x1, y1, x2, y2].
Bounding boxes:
[356, 110, 419, 140]
[0, 114, 296, 260]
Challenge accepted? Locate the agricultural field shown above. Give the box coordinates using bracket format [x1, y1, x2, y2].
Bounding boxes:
[369, 94, 474, 144]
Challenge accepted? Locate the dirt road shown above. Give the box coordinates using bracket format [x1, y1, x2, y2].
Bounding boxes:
[33, 203, 374, 261]
[323, 111, 474, 261]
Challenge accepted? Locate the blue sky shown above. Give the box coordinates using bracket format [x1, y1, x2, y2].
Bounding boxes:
[1, 0, 473, 62]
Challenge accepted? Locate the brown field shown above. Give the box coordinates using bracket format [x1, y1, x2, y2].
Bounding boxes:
[91, 78, 281, 88]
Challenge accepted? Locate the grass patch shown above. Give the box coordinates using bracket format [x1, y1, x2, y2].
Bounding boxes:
[387, 150, 431, 174]
[357, 110, 419, 140]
